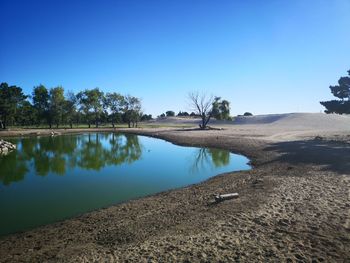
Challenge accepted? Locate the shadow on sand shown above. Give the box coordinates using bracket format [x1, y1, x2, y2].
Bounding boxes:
[264, 139, 350, 175]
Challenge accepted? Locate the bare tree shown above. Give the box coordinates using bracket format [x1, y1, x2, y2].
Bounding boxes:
[188, 91, 215, 129]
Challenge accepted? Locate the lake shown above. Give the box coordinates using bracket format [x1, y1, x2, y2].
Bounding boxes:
[0, 133, 250, 236]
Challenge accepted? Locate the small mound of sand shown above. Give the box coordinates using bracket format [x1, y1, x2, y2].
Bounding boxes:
[234, 114, 287, 125]
[149, 117, 201, 125]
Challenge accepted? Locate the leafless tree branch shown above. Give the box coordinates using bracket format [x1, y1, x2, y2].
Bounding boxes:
[188, 91, 215, 129]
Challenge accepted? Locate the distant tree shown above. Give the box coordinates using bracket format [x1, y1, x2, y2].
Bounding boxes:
[63, 91, 77, 128]
[141, 114, 152, 121]
[177, 111, 189, 117]
[190, 112, 197, 117]
[320, 69, 350, 114]
[243, 112, 253, 116]
[32, 85, 50, 126]
[123, 95, 142, 128]
[212, 97, 220, 119]
[166, 110, 175, 117]
[220, 100, 230, 119]
[49, 86, 65, 128]
[212, 97, 231, 120]
[105, 92, 124, 128]
[188, 91, 215, 129]
[159, 113, 166, 118]
[0, 83, 27, 129]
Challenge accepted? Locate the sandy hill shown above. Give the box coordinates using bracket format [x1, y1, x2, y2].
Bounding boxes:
[233, 113, 350, 130]
[152, 113, 350, 132]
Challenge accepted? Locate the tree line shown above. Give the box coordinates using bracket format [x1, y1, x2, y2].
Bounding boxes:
[0, 83, 151, 129]
[158, 111, 197, 118]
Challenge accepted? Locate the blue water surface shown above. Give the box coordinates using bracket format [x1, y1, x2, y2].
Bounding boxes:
[0, 133, 250, 236]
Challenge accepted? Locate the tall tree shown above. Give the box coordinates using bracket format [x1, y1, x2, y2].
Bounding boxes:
[123, 95, 142, 128]
[76, 90, 92, 128]
[212, 97, 220, 119]
[0, 83, 27, 129]
[188, 91, 215, 129]
[105, 92, 124, 128]
[320, 69, 350, 114]
[77, 88, 104, 128]
[49, 86, 65, 128]
[63, 91, 77, 128]
[17, 101, 36, 126]
[32, 85, 50, 126]
[89, 88, 104, 128]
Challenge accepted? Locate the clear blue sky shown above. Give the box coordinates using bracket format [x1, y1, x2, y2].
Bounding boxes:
[1, 0, 349, 116]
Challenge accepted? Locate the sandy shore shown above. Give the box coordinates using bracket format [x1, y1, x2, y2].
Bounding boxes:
[0, 113, 349, 262]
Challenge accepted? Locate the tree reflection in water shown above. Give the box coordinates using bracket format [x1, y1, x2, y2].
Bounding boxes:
[0, 142, 28, 185]
[0, 133, 142, 185]
[191, 147, 230, 173]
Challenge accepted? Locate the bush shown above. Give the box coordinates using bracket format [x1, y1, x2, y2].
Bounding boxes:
[141, 114, 152, 121]
[177, 111, 189, 117]
[166, 110, 175, 117]
[243, 112, 253, 116]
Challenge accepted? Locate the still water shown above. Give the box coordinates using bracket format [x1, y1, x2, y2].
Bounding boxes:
[0, 133, 250, 236]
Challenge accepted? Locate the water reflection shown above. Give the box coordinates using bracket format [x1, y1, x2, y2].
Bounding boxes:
[0, 151, 28, 185]
[0, 133, 235, 186]
[0, 133, 143, 185]
[191, 148, 230, 173]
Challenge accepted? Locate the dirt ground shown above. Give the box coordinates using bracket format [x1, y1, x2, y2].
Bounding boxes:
[0, 113, 349, 262]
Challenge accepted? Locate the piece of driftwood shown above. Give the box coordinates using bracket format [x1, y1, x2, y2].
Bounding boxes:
[214, 193, 239, 202]
[207, 126, 223, 130]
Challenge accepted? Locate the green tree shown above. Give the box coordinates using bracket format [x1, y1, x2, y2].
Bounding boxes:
[0, 83, 27, 129]
[32, 85, 50, 126]
[212, 97, 231, 120]
[77, 90, 93, 128]
[141, 114, 152, 121]
[105, 92, 124, 128]
[166, 110, 175, 117]
[219, 100, 230, 120]
[320, 69, 350, 114]
[17, 100, 36, 126]
[89, 88, 104, 128]
[177, 111, 189, 117]
[77, 88, 104, 128]
[49, 86, 65, 128]
[123, 95, 142, 128]
[63, 91, 77, 128]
